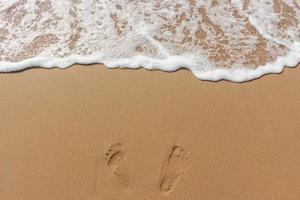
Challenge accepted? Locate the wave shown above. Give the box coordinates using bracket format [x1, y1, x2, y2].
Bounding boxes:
[0, 0, 299, 82]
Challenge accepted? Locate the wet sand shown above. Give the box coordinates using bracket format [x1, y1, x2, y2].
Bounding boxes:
[0, 65, 300, 200]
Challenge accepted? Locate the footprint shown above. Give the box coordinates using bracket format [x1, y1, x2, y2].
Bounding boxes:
[159, 145, 189, 195]
[105, 143, 130, 190]
[105, 143, 125, 170]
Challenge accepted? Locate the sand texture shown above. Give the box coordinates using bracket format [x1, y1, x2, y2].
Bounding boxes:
[0, 65, 300, 200]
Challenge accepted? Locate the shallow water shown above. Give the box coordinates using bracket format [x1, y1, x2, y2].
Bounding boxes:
[0, 0, 299, 81]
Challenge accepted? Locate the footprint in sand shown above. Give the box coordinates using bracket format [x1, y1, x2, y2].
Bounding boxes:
[105, 143, 130, 190]
[159, 145, 189, 195]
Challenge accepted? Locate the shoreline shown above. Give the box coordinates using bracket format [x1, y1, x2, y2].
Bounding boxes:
[0, 59, 299, 82]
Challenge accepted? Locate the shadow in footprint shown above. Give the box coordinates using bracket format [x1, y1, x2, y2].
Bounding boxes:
[105, 143, 130, 190]
[159, 145, 189, 195]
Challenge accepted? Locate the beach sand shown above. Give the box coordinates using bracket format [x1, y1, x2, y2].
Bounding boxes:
[0, 65, 300, 200]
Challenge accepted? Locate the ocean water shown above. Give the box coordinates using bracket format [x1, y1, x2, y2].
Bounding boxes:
[0, 0, 299, 82]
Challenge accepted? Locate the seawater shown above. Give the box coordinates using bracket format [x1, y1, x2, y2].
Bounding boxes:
[0, 0, 299, 82]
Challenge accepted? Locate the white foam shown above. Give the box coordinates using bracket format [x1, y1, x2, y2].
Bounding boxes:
[0, 0, 299, 82]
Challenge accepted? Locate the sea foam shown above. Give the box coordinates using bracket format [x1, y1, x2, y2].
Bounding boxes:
[0, 0, 299, 82]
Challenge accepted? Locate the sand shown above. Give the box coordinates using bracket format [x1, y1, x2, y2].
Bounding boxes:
[0, 65, 300, 200]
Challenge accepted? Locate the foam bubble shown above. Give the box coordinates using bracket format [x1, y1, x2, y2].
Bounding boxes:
[0, 0, 299, 82]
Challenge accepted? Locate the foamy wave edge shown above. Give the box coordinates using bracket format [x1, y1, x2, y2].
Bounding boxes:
[1, 42, 299, 83]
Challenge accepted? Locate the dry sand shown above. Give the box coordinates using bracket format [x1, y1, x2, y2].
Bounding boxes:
[0, 65, 300, 200]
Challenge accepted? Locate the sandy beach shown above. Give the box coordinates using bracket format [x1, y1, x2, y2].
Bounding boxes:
[1, 1, 300, 199]
[0, 65, 300, 200]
